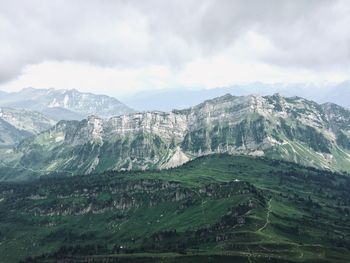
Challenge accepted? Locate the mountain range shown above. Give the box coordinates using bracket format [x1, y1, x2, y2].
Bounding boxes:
[0, 87, 134, 120]
[2, 93, 349, 181]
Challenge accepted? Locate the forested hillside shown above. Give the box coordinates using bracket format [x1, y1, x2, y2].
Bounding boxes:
[1, 155, 349, 262]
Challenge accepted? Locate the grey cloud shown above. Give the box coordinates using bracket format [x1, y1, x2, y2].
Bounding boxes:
[137, 0, 349, 68]
[0, 0, 349, 83]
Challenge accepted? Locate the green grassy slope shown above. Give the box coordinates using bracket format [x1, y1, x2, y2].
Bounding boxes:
[0, 155, 350, 262]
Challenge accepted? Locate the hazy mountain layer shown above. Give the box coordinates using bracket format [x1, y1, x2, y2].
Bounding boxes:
[0, 87, 134, 120]
[0, 107, 56, 147]
[3, 94, 349, 180]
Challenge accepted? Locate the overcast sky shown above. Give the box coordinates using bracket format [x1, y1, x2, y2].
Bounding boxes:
[0, 0, 349, 97]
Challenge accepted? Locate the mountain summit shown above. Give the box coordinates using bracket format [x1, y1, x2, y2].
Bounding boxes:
[0, 88, 134, 120]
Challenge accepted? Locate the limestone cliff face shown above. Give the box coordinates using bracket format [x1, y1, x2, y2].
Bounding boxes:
[106, 112, 188, 143]
[12, 94, 350, 177]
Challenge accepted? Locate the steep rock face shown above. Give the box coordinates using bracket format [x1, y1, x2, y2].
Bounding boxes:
[0, 88, 134, 120]
[17, 112, 188, 174]
[180, 95, 270, 154]
[105, 112, 188, 143]
[322, 103, 350, 149]
[9, 94, 350, 177]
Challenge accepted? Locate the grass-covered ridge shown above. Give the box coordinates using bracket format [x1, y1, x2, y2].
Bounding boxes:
[0, 154, 350, 262]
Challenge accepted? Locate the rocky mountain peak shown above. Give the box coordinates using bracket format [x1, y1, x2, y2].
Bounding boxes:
[0, 87, 134, 120]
